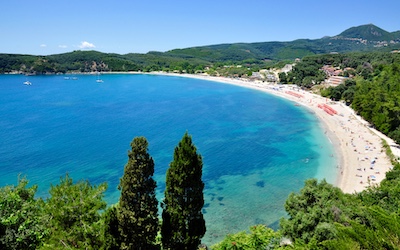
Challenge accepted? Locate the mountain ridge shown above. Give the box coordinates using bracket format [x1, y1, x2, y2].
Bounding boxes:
[1, 24, 399, 74]
[336, 24, 399, 41]
[164, 24, 400, 61]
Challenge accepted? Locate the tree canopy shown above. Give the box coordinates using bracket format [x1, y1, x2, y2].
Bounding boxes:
[162, 132, 206, 250]
[43, 174, 107, 249]
[118, 137, 158, 249]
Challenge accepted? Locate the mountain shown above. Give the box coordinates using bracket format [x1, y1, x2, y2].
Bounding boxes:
[336, 24, 397, 41]
[164, 24, 400, 61]
[392, 30, 400, 39]
[1, 24, 400, 74]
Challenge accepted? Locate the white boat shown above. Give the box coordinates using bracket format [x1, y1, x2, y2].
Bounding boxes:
[23, 81, 32, 85]
[96, 73, 103, 83]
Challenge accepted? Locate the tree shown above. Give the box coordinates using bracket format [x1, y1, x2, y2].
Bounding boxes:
[0, 177, 48, 250]
[102, 206, 120, 250]
[43, 174, 107, 249]
[280, 179, 349, 245]
[211, 225, 281, 250]
[278, 72, 287, 84]
[118, 137, 159, 250]
[161, 132, 206, 250]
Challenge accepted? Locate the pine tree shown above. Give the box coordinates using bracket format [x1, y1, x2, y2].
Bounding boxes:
[45, 174, 107, 249]
[118, 137, 159, 250]
[161, 132, 206, 250]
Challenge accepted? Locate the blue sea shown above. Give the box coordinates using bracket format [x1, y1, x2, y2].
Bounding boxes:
[0, 74, 337, 245]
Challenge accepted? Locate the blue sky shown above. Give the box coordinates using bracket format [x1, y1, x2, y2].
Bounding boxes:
[1, 0, 399, 55]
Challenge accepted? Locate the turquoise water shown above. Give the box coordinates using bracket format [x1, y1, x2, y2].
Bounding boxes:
[0, 74, 337, 244]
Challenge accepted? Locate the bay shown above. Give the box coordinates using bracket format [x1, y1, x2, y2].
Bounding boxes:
[0, 74, 337, 244]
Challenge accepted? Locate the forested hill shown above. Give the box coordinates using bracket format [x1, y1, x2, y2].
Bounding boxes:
[166, 24, 400, 61]
[336, 24, 398, 41]
[0, 24, 399, 74]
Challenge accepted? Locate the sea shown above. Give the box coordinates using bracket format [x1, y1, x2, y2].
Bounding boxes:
[0, 74, 338, 245]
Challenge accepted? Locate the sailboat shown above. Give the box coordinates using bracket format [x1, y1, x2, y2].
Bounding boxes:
[23, 78, 32, 85]
[96, 72, 104, 83]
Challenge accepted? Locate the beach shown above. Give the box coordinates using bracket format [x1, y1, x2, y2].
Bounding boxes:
[152, 72, 398, 194]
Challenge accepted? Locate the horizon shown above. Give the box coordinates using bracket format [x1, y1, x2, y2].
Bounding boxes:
[1, 0, 400, 56]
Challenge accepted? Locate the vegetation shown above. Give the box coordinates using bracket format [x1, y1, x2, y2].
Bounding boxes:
[43, 174, 107, 249]
[0, 177, 47, 250]
[1, 133, 400, 250]
[1, 24, 399, 75]
[118, 137, 159, 249]
[3, 23, 400, 249]
[211, 225, 281, 249]
[312, 53, 400, 143]
[161, 132, 206, 250]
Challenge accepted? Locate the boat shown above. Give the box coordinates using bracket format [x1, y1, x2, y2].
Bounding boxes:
[23, 81, 32, 85]
[96, 72, 103, 83]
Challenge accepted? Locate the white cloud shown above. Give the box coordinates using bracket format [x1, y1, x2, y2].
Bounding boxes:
[58, 45, 68, 49]
[40, 44, 47, 47]
[79, 41, 96, 49]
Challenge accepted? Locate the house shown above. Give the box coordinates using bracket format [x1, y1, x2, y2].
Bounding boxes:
[326, 76, 347, 86]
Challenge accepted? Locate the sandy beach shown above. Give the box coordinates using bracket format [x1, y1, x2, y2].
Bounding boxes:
[150, 72, 398, 194]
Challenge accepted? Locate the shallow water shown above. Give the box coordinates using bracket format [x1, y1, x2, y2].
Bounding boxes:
[0, 74, 337, 244]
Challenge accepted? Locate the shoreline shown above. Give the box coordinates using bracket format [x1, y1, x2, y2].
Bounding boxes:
[19, 70, 395, 193]
[148, 72, 396, 194]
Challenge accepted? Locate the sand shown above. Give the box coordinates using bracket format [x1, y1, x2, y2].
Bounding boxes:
[149, 72, 398, 194]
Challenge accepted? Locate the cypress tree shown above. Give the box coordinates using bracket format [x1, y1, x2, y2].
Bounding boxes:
[118, 137, 159, 250]
[103, 206, 120, 250]
[161, 132, 206, 250]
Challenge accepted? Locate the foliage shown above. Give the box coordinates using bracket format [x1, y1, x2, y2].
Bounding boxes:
[42, 174, 107, 249]
[288, 51, 400, 90]
[278, 72, 287, 84]
[1, 24, 400, 74]
[161, 132, 206, 250]
[0, 177, 48, 250]
[118, 137, 159, 249]
[280, 179, 350, 245]
[286, 58, 326, 87]
[323, 79, 356, 102]
[166, 24, 400, 62]
[102, 205, 120, 250]
[211, 225, 281, 250]
[324, 206, 400, 249]
[351, 63, 400, 141]
[337, 24, 398, 41]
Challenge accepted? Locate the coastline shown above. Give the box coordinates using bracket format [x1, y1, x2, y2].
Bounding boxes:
[147, 72, 396, 194]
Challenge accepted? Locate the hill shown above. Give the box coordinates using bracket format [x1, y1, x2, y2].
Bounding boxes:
[165, 24, 400, 61]
[337, 23, 398, 41]
[1, 24, 399, 74]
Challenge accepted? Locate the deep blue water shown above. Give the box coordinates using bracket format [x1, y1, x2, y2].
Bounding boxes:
[0, 74, 337, 244]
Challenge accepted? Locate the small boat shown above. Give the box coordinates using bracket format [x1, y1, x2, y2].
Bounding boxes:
[23, 81, 32, 85]
[96, 73, 103, 83]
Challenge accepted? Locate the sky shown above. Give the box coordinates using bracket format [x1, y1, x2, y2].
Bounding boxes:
[1, 0, 399, 55]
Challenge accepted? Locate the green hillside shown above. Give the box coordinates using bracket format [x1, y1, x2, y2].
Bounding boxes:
[1, 24, 399, 74]
[337, 23, 396, 40]
[165, 24, 400, 61]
